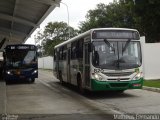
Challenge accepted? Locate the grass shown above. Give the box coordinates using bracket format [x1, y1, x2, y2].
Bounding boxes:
[143, 80, 160, 88]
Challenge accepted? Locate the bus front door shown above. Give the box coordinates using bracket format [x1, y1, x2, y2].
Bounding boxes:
[83, 43, 90, 87]
[67, 49, 71, 83]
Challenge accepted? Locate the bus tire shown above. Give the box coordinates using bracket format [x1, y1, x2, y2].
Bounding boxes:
[5, 79, 9, 83]
[115, 90, 124, 94]
[77, 74, 85, 94]
[28, 78, 35, 83]
[59, 71, 63, 84]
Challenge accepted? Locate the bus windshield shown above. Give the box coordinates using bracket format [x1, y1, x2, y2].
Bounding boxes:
[6, 50, 37, 68]
[92, 40, 142, 70]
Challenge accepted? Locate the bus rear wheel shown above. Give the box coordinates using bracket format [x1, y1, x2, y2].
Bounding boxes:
[77, 76, 85, 94]
[59, 71, 63, 84]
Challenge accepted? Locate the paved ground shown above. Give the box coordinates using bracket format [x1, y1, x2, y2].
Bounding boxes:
[0, 69, 160, 120]
[87, 89, 160, 114]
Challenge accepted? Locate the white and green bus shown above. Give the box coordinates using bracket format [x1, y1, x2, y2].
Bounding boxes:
[53, 28, 143, 93]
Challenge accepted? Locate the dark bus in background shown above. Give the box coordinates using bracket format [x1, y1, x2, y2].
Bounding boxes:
[3, 44, 38, 83]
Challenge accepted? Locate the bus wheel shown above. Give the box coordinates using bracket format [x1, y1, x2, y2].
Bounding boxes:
[5, 79, 9, 84]
[28, 78, 35, 83]
[59, 71, 63, 84]
[115, 90, 124, 94]
[77, 76, 85, 94]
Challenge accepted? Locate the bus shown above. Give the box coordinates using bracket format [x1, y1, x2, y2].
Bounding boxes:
[3, 44, 38, 83]
[53, 28, 143, 93]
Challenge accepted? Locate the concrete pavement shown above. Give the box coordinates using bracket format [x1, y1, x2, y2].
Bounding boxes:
[143, 86, 160, 93]
[4, 71, 115, 120]
[1, 70, 160, 120]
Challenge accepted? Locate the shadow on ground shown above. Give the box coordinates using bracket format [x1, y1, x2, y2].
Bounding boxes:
[5, 79, 34, 85]
[50, 81, 137, 100]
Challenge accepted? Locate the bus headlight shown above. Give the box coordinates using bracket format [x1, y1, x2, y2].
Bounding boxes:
[6, 71, 12, 75]
[91, 73, 103, 81]
[132, 72, 142, 80]
[32, 70, 38, 74]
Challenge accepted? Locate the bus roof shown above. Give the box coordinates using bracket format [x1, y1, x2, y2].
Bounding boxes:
[6, 44, 36, 47]
[54, 28, 139, 49]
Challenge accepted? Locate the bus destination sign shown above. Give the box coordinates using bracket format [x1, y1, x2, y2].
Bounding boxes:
[92, 30, 140, 40]
[6, 45, 36, 50]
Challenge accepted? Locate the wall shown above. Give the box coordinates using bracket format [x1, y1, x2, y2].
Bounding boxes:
[141, 37, 160, 80]
[38, 56, 53, 70]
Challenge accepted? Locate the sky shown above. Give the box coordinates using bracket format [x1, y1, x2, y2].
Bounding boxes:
[25, 0, 113, 44]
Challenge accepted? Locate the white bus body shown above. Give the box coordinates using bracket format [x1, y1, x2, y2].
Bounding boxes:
[53, 28, 143, 92]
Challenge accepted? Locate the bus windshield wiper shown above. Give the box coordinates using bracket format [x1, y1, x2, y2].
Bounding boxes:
[104, 39, 115, 52]
[104, 39, 120, 69]
[122, 39, 131, 54]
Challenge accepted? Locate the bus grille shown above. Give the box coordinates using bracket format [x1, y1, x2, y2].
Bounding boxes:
[110, 83, 129, 88]
[103, 72, 133, 77]
[107, 78, 130, 81]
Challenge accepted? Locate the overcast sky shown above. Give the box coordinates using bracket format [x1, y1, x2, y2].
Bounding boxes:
[25, 0, 113, 44]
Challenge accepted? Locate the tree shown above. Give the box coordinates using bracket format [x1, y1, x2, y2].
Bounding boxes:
[79, 1, 136, 33]
[134, 0, 160, 42]
[79, 0, 160, 42]
[35, 22, 78, 56]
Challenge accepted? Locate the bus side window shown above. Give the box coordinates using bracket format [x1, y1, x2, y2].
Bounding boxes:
[71, 41, 77, 59]
[62, 45, 67, 60]
[59, 48, 61, 60]
[57, 50, 60, 61]
[88, 43, 92, 52]
[59, 47, 66, 60]
[54, 49, 56, 61]
[76, 39, 83, 59]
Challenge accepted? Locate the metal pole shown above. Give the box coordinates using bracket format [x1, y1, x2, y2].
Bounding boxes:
[61, 2, 70, 39]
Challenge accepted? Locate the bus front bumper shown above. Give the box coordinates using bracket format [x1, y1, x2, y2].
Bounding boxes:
[91, 78, 143, 91]
[5, 71, 38, 81]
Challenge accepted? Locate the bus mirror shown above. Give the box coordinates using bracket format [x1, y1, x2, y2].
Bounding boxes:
[37, 52, 40, 57]
[93, 51, 99, 65]
[37, 52, 42, 57]
[88, 44, 92, 52]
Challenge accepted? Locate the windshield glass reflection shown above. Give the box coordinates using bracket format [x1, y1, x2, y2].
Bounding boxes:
[6, 50, 37, 68]
[92, 40, 141, 70]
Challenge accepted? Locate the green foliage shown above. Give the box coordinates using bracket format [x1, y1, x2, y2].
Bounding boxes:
[35, 22, 78, 56]
[79, 0, 160, 43]
[134, 0, 160, 42]
[42, 39, 64, 56]
[79, 1, 136, 33]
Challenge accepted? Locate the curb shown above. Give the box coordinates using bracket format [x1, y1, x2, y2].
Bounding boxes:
[143, 86, 160, 93]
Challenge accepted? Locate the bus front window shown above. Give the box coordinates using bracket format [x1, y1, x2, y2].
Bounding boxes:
[92, 40, 142, 70]
[6, 50, 36, 68]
